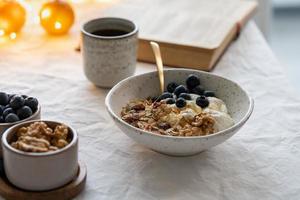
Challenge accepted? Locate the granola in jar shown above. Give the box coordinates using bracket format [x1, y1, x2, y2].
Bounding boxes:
[11, 122, 71, 152]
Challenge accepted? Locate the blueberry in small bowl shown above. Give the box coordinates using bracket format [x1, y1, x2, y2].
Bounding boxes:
[0, 92, 41, 157]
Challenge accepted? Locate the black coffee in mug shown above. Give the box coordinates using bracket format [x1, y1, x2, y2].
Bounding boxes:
[91, 29, 129, 37]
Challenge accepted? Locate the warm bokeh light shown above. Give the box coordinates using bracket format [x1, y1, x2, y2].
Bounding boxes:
[39, 0, 75, 35]
[0, 0, 26, 37]
[0, 29, 4, 36]
[41, 9, 51, 19]
[9, 32, 17, 40]
[54, 21, 62, 29]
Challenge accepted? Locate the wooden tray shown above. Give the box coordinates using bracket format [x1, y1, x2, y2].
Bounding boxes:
[0, 160, 87, 200]
[102, 0, 257, 71]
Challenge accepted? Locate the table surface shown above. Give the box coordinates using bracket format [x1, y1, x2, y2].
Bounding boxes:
[1, 1, 300, 200]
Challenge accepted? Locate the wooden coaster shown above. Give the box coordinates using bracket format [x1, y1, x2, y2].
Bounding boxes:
[0, 160, 87, 200]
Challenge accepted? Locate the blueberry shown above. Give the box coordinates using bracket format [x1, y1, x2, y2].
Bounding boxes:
[173, 85, 187, 97]
[3, 108, 15, 118]
[196, 96, 209, 108]
[8, 94, 16, 101]
[176, 97, 186, 108]
[157, 122, 171, 130]
[0, 92, 9, 105]
[9, 95, 25, 110]
[17, 106, 33, 120]
[166, 82, 179, 93]
[178, 93, 191, 100]
[25, 97, 39, 112]
[0, 116, 4, 123]
[186, 74, 200, 89]
[157, 92, 173, 101]
[204, 91, 215, 97]
[190, 85, 205, 95]
[3, 104, 10, 110]
[5, 113, 19, 123]
[21, 95, 28, 99]
[165, 98, 176, 104]
[0, 105, 4, 116]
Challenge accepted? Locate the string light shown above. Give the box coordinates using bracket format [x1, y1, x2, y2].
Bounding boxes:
[0, 29, 5, 37]
[0, 0, 114, 40]
[39, 0, 75, 35]
[0, 1, 26, 37]
[9, 32, 17, 40]
[54, 21, 62, 30]
[41, 9, 51, 19]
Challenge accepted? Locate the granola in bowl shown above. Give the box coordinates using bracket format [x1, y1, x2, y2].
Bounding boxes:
[121, 74, 235, 137]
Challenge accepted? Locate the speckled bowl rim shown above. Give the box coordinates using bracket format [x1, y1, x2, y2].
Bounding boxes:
[105, 69, 254, 140]
[2, 120, 78, 157]
[81, 17, 139, 40]
[0, 104, 41, 126]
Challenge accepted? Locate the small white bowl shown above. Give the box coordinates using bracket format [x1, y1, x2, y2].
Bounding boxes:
[2, 120, 78, 191]
[105, 69, 254, 156]
[0, 105, 41, 157]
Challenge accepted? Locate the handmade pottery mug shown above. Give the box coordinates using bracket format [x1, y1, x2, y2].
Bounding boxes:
[81, 17, 138, 88]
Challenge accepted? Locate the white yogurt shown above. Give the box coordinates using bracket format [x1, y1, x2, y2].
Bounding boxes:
[189, 94, 234, 132]
[203, 109, 234, 132]
[162, 94, 234, 132]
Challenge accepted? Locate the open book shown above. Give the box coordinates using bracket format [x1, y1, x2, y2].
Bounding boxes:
[102, 0, 257, 71]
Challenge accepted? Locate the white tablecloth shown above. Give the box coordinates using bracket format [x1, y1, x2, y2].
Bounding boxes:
[1, 5, 300, 200]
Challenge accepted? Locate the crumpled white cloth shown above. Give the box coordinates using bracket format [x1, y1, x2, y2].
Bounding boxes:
[1, 21, 300, 200]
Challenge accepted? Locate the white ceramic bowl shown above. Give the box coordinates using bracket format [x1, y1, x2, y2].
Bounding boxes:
[106, 69, 254, 156]
[2, 120, 78, 191]
[0, 105, 41, 157]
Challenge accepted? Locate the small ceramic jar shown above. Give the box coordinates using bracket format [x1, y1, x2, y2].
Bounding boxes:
[2, 120, 78, 191]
